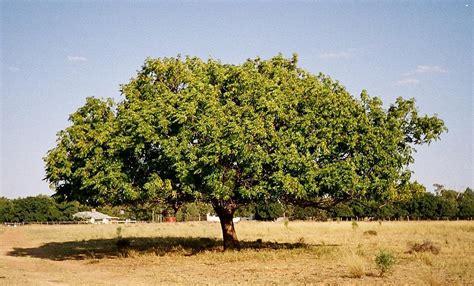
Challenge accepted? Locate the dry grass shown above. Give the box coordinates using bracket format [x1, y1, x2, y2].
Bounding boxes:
[345, 252, 367, 278]
[424, 271, 446, 286]
[0, 221, 473, 285]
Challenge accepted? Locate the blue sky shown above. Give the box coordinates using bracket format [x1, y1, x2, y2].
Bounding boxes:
[1, 2, 472, 198]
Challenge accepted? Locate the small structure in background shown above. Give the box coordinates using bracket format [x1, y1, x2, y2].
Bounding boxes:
[206, 213, 241, 223]
[73, 209, 119, 224]
[164, 216, 177, 223]
[240, 215, 255, 221]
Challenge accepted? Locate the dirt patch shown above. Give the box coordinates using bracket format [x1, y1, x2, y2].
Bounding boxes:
[0, 227, 32, 255]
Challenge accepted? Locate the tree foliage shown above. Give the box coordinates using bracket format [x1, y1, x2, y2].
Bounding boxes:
[44, 54, 446, 249]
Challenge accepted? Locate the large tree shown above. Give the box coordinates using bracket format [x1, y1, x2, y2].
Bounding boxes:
[44, 54, 446, 249]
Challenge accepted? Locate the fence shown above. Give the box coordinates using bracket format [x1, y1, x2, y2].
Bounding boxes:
[3, 220, 138, 226]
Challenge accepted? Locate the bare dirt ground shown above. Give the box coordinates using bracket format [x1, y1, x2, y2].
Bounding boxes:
[0, 221, 473, 285]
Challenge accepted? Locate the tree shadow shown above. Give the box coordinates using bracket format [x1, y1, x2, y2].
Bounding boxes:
[7, 236, 340, 261]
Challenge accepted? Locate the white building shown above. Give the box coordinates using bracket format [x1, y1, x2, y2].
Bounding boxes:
[206, 213, 241, 223]
[73, 209, 119, 224]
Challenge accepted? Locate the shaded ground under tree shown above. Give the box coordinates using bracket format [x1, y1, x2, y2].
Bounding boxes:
[8, 236, 340, 261]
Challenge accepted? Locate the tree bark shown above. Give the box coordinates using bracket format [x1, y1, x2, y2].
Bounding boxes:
[213, 202, 240, 250]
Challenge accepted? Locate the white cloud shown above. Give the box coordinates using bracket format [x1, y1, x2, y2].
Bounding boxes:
[397, 65, 447, 86]
[7, 66, 20, 72]
[396, 78, 420, 86]
[403, 65, 447, 76]
[67, 55, 87, 62]
[415, 65, 447, 74]
[318, 51, 352, 59]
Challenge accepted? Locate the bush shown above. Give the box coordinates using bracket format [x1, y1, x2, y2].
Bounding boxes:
[408, 240, 440, 255]
[363, 230, 377, 236]
[375, 250, 395, 276]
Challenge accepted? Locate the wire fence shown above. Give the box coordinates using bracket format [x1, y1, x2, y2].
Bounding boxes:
[2, 220, 139, 226]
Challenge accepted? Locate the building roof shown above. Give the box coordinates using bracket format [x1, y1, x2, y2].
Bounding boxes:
[73, 211, 119, 220]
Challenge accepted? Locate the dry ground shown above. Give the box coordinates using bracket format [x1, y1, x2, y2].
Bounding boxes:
[0, 221, 473, 285]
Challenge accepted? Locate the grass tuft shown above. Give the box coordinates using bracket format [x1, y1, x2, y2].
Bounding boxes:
[119, 248, 139, 258]
[352, 221, 359, 230]
[346, 254, 365, 278]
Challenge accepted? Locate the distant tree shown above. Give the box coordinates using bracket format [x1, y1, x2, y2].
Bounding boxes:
[255, 201, 285, 221]
[0, 196, 91, 223]
[234, 204, 256, 218]
[437, 189, 459, 219]
[402, 192, 438, 219]
[176, 202, 212, 221]
[0, 197, 15, 223]
[44, 55, 446, 249]
[288, 206, 328, 221]
[330, 203, 354, 218]
[376, 204, 397, 219]
[56, 201, 85, 221]
[433, 183, 444, 195]
[457, 187, 474, 219]
[122, 203, 163, 221]
[431, 184, 463, 221]
[10, 196, 61, 222]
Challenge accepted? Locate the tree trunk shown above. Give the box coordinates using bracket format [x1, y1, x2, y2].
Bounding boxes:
[213, 202, 240, 250]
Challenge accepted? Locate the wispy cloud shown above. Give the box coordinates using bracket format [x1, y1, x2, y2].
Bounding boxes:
[397, 65, 448, 86]
[403, 65, 447, 76]
[318, 51, 352, 59]
[8, 66, 20, 72]
[396, 78, 420, 86]
[416, 65, 447, 74]
[67, 55, 87, 62]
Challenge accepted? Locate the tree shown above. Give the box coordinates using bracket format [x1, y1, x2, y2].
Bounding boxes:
[10, 196, 62, 222]
[254, 201, 284, 221]
[458, 188, 474, 219]
[0, 197, 15, 223]
[330, 203, 354, 219]
[438, 189, 459, 219]
[44, 97, 120, 205]
[56, 201, 85, 221]
[44, 54, 446, 249]
[287, 205, 328, 221]
[401, 192, 438, 219]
